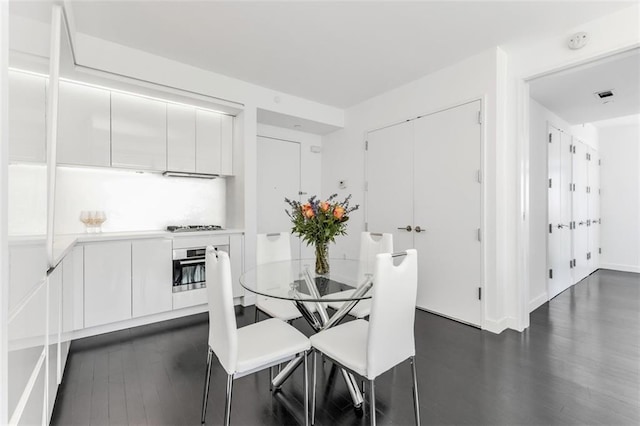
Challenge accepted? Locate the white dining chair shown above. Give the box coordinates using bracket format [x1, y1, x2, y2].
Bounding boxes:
[324, 232, 393, 319]
[255, 232, 315, 322]
[201, 248, 311, 426]
[310, 250, 420, 426]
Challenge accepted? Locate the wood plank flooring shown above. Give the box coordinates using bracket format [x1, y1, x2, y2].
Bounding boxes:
[51, 269, 640, 425]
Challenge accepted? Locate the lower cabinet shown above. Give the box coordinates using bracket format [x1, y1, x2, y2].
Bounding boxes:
[132, 239, 173, 317]
[84, 241, 132, 328]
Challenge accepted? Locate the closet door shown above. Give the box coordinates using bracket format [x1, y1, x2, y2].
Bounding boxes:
[366, 121, 414, 252]
[588, 148, 600, 272]
[547, 127, 573, 299]
[413, 101, 482, 326]
[572, 140, 590, 283]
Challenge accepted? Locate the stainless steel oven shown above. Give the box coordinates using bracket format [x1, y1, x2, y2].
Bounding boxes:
[172, 245, 229, 293]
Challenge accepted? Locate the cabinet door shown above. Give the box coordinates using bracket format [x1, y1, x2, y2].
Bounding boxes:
[111, 92, 167, 171]
[84, 242, 132, 328]
[8, 71, 46, 162]
[57, 81, 111, 167]
[220, 114, 233, 175]
[62, 245, 84, 332]
[47, 266, 62, 414]
[167, 104, 196, 172]
[132, 239, 173, 317]
[229, 234, 244, 298]
[196, 109, 221, 174]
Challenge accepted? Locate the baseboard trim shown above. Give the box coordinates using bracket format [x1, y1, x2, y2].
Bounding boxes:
[599, 263, 640, 274]
[529, 292, 548, 313]
[483, 317, 509, 334]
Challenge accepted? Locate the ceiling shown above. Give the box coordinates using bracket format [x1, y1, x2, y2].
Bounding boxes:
[530, 48, 640, 125]
[10, 1, 636, 109]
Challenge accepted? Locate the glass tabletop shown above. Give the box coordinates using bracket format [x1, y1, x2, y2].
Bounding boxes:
[239, 258, 374, 302]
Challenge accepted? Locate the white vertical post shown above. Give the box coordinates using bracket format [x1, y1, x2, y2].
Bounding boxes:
[0, 0, 9, 423]
[46, 5, 63, 268]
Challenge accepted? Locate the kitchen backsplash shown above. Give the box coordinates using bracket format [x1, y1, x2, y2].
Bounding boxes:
[9, 164, 226, 235]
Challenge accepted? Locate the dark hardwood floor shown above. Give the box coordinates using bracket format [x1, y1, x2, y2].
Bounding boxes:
[51, 269, 640, 425]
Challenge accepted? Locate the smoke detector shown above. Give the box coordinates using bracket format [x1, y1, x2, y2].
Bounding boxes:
[568, 32, 589, 50]
[594, 89, 615, 104]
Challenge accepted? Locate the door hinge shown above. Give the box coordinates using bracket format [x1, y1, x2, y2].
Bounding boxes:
[587, 252, 591, 260]
[569, 144, 573, 153]
[573, 146, 576, 153]
[364, 222, 368, 232]
[477, 228, 482, 242]
[573, 259, 576, 267]
[477, 169, 482, 183]
[549, 224, 552, 234]
[365, 140, 368, 151]
[478, 287, 482, 300]
[569, 260, 573, 269]
[586, 153, 590, 161]
[549, 269, 553, 279]
[599, 159, 601, 166]
[572, 183, 576, 191]
[599, 247, 601, 254]
[549, 178, 552, 188]
[569, 183, 572, 192]
[477, 110, 482, 124]
[548, 133, 552, 143]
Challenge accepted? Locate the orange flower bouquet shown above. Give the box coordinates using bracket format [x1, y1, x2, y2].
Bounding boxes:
[285, 194, 359, 274]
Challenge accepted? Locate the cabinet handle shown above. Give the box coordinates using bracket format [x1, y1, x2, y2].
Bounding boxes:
[397, 225, 412, 232]
[415, 226, 425, 233]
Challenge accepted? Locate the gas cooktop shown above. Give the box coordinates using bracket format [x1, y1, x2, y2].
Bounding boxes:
[166, 225, 223, 233]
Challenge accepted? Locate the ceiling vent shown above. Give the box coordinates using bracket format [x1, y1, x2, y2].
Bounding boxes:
[594, 90, 613, 103]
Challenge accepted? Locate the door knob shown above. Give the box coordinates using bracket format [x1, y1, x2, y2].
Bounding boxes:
[397, 225, 412, 232]
[415, 226, 425, 233]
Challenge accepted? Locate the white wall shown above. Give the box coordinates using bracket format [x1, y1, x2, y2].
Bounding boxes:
[322, 48, 507, 332]
[8, 165, 226, 235]
[528, 98, 599, 312]
[599, 120, 640, 273]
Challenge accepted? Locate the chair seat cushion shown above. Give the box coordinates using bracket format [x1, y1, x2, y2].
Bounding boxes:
[310, 319, 369, 378]
[257, 297, 316, 321]
[323, 290, 371, 319]
[236, 318, 310, 374]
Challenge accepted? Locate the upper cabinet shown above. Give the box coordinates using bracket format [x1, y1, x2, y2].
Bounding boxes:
[57, 81, 111, 167]
[8, 71, 46, 163]
[167, 107, 234, 176]
[167, 104, 196, 172]
[111, 92, 167, 171]
[196, 109, 222, 174]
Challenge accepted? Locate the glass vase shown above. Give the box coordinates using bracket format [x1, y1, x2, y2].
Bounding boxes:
[315, 242, 330, 275]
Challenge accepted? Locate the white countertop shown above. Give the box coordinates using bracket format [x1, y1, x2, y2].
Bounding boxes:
[9, 228, 244, 269]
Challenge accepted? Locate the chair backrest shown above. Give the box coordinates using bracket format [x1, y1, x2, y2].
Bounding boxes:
[206, 248, 238, 375]
[257, 232, 292, 265]
[366, 249, 418, 379]
[357, 232, 393, 285]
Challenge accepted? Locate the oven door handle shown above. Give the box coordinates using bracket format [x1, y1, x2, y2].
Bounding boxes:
[176, 257, 205, 266]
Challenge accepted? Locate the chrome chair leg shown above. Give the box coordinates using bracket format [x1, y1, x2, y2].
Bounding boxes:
[410, 357, 421, 425]
[224, 374, 234, 426]
[311, 351, 317, 425]
[201, 348, 213, 424]
[369, 379, 376, 426]
[303, 352, 309, 426]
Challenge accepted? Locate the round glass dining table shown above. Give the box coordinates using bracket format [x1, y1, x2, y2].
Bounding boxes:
[240, 258, 373, 408]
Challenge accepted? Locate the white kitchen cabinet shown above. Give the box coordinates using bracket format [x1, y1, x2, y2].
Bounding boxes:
[47, 265, 62, 419]
[196, 109, 221, 174]
[84, 242, 132, 328]
[111, 92, 167, 171]
[220, 114, 234, 175]
[229, 234, 243, 297]
[8, 71, 46, 163]
[62, 245, 84, 333]
[57, 81, 111, 167]
[132, 239, 173, 317]
[167, 104, 196, 172]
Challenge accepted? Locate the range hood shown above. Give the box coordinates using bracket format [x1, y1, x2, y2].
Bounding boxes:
[162, 171, 219, 179]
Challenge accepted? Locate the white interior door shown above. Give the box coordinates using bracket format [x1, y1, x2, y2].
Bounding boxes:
[588, 147, 600, 272]
[257, 136, 301, 258]
[572, 140, 590, 283]
[548, 126, 573, 299]
[413, 101, 482, 326]
[366, 121, 414, 252]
